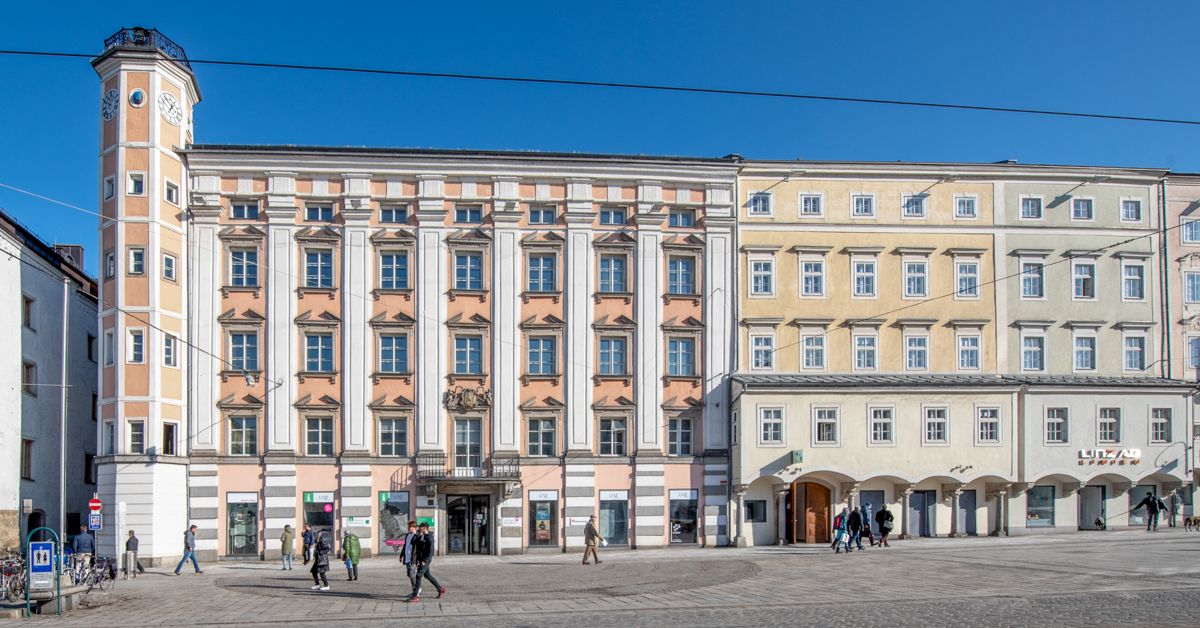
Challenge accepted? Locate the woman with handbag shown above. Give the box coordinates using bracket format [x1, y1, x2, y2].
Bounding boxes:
[875, 504, 895, 547]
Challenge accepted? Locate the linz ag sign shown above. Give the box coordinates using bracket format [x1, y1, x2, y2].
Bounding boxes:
[1078, 449, 1142, 465]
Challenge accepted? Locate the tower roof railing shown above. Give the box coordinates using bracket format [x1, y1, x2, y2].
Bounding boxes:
[103, 27, 191, 71]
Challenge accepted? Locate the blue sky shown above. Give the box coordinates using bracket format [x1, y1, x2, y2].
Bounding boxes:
[3, 1, 1200, 275]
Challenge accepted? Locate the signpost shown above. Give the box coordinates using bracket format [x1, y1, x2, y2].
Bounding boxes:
[89, 498, 102, 512]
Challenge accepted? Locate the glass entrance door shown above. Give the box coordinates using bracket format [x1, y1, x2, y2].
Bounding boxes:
[599, 500, 628, 545]
[453, 419, 482, 476]
[669, 490, 699, 544]
[529, 500, 558, 546]
[227, 503, 258, 556]
[447, 494, 490, 554]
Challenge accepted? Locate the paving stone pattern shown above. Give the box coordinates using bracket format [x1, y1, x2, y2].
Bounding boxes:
[6, 530, 1200, 627]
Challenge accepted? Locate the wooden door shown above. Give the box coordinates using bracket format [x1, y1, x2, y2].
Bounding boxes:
[805, 483, 831, 544]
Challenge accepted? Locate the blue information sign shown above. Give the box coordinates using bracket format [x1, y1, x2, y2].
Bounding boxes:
[88, 514, 102, 531]
[30, 542, 53, 573]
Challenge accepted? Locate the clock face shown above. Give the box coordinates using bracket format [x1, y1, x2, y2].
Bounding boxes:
[101, 89, 119, 121]
[158, 92, 183, 126]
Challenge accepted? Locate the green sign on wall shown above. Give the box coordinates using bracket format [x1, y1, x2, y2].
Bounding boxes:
[417, 516, 435, 529]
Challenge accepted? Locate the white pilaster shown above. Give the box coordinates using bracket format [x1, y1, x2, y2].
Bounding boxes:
[265, 176, 298, 451]
[416, 175, 448, 451]
[492, 177, 521, 450]
[703, 183, 734, 452]
[635, 194, 665, 452]
[188, 209, 221, 450]
[341, 204, 372, 452]
[565, 179, 596, 451]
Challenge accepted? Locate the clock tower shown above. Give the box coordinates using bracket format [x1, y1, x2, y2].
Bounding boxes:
[92, 28, 201, 564]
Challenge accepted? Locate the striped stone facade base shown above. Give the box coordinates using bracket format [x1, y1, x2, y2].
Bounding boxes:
[262, 464, 296, 561]
[497, 494, 523, 555]
[704, 462, 729, 547]
[188, 465, 220, 562]
[563, 464, 595, 551]
[340, 463, 373, 557]
[634, 462, 665, 549]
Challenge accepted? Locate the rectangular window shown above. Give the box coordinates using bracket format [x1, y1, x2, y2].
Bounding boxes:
[1123, 265, 1145, 300]
[902, 194, 926, 218]
[305, 251, 334, 288]
[127, 172, 144, 196]
[599, 418, 626, 455]
[379, 418, 408, 456]
[104, 421, 115, 456]
[305, 333, 334, 372]
[1074, 336, 1096, 371]
[162, 423, 177, 456]
[232, 202, 259, 220]
[163, 253, 176, 281]
[105, 251, 115, 279]
[526, 418, 555, 457]
[529, 206, 556, 225]
[1121, 199, 1142, 222]
[600, 207, 626, 225]
[20, 439, 32, 479]
[669, 209, 695, 227]
[230, 250, 258, 287]
[306, 417, 334, 456]
[799, 194, 822, 216]
[1027, 486, 1055, 527]
[668, 338, 696, 376]
[1021, 197, 1043, 219]
[752, 336, 774, 369]
[853, 260, 876, 297]
[91, 393, 97, 422]
[1073, 263, 1095, 299]
[21, 362, 36, 396]
[103, 176, 115, 200]
[104, 330, 115, 366]
[955, 196, 977, 219]
[760, 408, 783, 443]
[129, 421, 145, 454]
[231, 333, 258, 371]
[1021, 262, 1044, 298]
[855, 336, 877, 370]
[668, 257, 695, 294]
[904, 261, 927, 297]
[379, 253, 409, 290]
[22, 297, 34, 329]
[1022, 336, 1044, 371]
[380, 205, 408, 223]
[84, 454, 95, 484]
[1151, 408, 1171, 443]
[1046, 408, 1068, 443]
[128, 330, 144, 364]
[87, 334, 96, 362]
[668, 418, 693, 456]
[379, 335, 408, 373]
[956, 262, 979, 297]
[815, 407, 839, 444]
[454, 418, 482, 469]
[1185, 220, 1200, 244]
[1124, 336, 1145, 371]
[745, 501, 767, 523]
[1187, 273, 1200, 303]
[803, 335, 825, 368]
[599, 256, 626, 293]
[128, 248, 145, 275]
[454, 253, 483, 290]
[748, 193, 771, 215]
[751, 260, 774, 295]
[305, 204, 334, 222]
[978, 408, 1000, 443]
[958, 335, 980, 370]
[1072, 198, 1094, 220]
[527, 254, 556, 292]
[852, 195, 874, 217]
[164, 180, 179, 205]
[599, 337, 627, 375]
[229, 417, 257, 455]
[924, 408, 948, 444]
[527, 337, 556, 375]
[1191, 337, 1200, 370]
[454, 204, 483, 224]
[164, 334, 178, 367]
[454, 336, 483, 374]
[870, 408, 893, 444]
[1099, 408, 1121, 443]
[801, 260, 824, 297]
[906, 336, 928, 370]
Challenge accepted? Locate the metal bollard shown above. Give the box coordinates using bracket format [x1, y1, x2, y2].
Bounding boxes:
[124, 552, 137, 579]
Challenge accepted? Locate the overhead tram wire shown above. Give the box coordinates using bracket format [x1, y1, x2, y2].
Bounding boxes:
[2, 49, 1200, 127]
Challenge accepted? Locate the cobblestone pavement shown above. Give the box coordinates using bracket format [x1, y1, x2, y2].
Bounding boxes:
[5, 529, 1200, 627]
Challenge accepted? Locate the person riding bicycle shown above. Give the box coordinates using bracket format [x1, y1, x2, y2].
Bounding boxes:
[73, 525, 95, 569]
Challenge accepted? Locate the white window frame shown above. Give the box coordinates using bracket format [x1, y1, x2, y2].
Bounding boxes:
[1122, 333, 1147, 373]
[953, 194, 979, 221]
[975, 405, 1002, 446]
[128, 247, 146, 276]
[1182, 217, 1200, 245]
[127, 419, 146, 455]
[103, 329, 115, 367]
[126, 171, 146, 197]
[1019, 195, 1045, 221]
[801, 334, 826, 370]
[956, 333, 981, 371]
[901, 193, 927, 220]
[164, 178, 180, 206]
[852, 332, 879, 372]
[1072, 330, 1098, 373]
[1188, 335, 1200, 372]
[126, 328, 146, 364]
[1149, 408, 1172, 444]
[904, 333, 930, 372]
[163, 252, 177, 282]
[163, 333, 179, 368]
[748, 255, 775, 298]
[902, 257, 929, 300]
[1019, 258, 1046, 300]
[1044, 407, 1070, 445]
[104, 250, 115, 280]
[953, 257, 981, 300]
[851, 256, 878, 299]
[103, 420, 116, 456]
[921, 404, 950, 446]
[757, 405, 786, 447]
[1021, 332, 1046, 373]
[797, 191, 825, 218]
[1097, 407, 1122, 445]
[798, 255, 825, 299]
[747, 190, 773, 217]
[103, 175, 115, 201]
[1072, 260, 1097, 301]
[812, 405, 841, 447]
[1119, 197, 1144, 223]
[1121, 262, 1146, 302]
[867, 404, 896, 447]
[850, 193, 876, 219]
[1071, 196, 1095, 222]
[1186, 271, 1200, 304]
[750, 333, 776, 371]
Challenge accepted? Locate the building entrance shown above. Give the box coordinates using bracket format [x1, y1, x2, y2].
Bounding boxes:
[447, 495, 490, 554]
[788, 481, 830, 544]
[1079, 485, 1107, 530]
[909, 490, 937, 537]
[956, 489, 977, 536]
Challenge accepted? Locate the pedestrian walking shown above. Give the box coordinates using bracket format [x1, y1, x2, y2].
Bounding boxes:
[399, 521, 421, 598]
[72, 526, 95, 570]
[405, 522, 446, 602]
[302, 524, 315, 565]
[280, 525, 295, 570]
[875, 505, 894, 547]
[847, 506, 865, 551]
[1133, 492, 1166, 531]
[341, 531, 361, 581]
[309, 532, 331, 591]
[861, 502, 876, 546]
[582, 515, 604, 565]
[125, 530, 144, 578]
[832, 507, 853, 554]
[173, 525, 203, 575]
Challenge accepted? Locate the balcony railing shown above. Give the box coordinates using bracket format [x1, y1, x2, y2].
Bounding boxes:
[103, 28, 191, 70]
[415, 452, 520, 480]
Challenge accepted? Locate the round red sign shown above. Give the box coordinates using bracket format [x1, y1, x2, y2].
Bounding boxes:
[89, 499, 102, 511]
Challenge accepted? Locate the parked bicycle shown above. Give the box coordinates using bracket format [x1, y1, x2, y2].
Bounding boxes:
[1, 553, 27, 602]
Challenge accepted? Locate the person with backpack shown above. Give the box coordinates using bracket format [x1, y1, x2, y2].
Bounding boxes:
[875, 504, 894, 547]
[1133, 492, 1167, 531]
[341, 531, 361, 581]
[309, 532, 331, 591]
[831, 507, 852, 554]
[847, 506, 865, 551]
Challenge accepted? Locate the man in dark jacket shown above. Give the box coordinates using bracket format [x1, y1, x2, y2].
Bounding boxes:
[174, 525, 203, 575]
[302, 524, 315, 565]
[847, 506, 864, 550]
[399, 521, 421, 597]
[309, 533, 331, 590]
[72, 526, 95, 569]
[405, 523, 446, 602]
[1134, 492, 1166, 531]
[125, 530, 145, 577]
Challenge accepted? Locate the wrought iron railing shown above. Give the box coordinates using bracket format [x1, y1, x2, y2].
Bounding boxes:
[103, 28, 191, 70]
[415, 452, 521, 479]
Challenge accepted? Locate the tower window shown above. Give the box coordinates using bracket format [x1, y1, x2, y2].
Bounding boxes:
[127, 172, 145, 196]
[164, 180, 180, 205]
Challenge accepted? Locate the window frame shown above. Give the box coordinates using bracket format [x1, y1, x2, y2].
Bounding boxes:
[851, 257, 878, 299]
[597, 335, 629, 376]
[599, 206, 628, 226]
[797, 191, 825, 218]
[127, 247, 146, 276]
[378, 416, 409, 457]
[750, 333, 775, 371]
[161, 421, 180, 456]
[904, 333, 930, 372]
[453, 334, 485, 376]
[1182, 217, 1200, 245]
[163, 334, 179, 368]
[668, 208, 696, 227]
[21, 361, 37, 397]
[104, 250, 116, 280]
[757, 406, 785, 447]
[103, 175, 116, 201]
[1020, 332, 1046, 373]
[666, 336, 697, 377]
[1045, 407, 1070, 445]
[746, 191, 773, 217]
[801, 334, 826, 370]
[304, 332, 335, 373]
[526, 251, 559, 293]
[1072, 331, 1097, 373]
[126, 171, 146, 197]
[867, 404, 895, 447]
[852, 332, 879, 372]
[850, 192, 876, 219]
[528, 204, 557, 226]
[667, 255, 698, 295]
[1070, 196, 1095, 222]
[525, 415, 556, 457]
[1097, 407, 1122, 445]
[1072, 260, 1097, 301]
[922, 405, 950, 446]
[902, 257, 929, 300]
[377, 249, 410, 291]
[667, 417, 694, 457]
[1120, 197, 1144, 223]
[229, 330, 259, 372]
[1019, 195, 1044, 221]
[304, 416, 336, 457]
[103, 329, 115, 367]
[161, 251, 177, 282]
[303, 248, 335, 289]
[526, 335, 558, 376]
[975, 405, 1002, 446]
[1122, 333, 1147, 372]
[954, 257, 981, 300]
[452, 249, 486, 292]
[1121, 262, 1146, 302]
[812, 405, 841, 447]
[128, 419, 145, 455]
[901, 193, 928, 220]
[20, 439, 33, 479]
[127, 328, 146, 364]
[1019, 259, 1045, 300]
[163, 178, 180, 206]
[379, 204, 409, 224]
[597, 253, 629, 294]
[304, 203, 335, 223]
[798, 255, 826, 299]
[748, 255, 775, 298]
[952, 194, 979, 221]
[1186, 271, 1200, 304]
[957, 333, 981, 371]
[21, 295, 34, 330]
[231, 200, 260, 220]
[377, 333, 410, 374]
[229, 248, 259, 287]
[453, 203, 484, 224]
[228, 416, 259, 456]
[1149, 408, 1172, 444]
[598, 416, 628, 456]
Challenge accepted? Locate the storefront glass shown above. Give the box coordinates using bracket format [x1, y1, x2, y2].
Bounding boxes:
[378, 491, 410, 555]
[227, 492, 258, 556]
[528, 490, 558, 546]
[1026, 486, 1055, 527]
[1129, 485, 1157, 527]
[303, 491, 336, 542]
[669, 489, 699, 544]
[599, 490, 629, 545]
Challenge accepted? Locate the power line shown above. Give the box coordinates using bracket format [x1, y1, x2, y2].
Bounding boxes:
[2, 48, 1200, 127]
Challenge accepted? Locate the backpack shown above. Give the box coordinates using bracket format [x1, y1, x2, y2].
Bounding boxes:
[833, 514, 845, 529]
